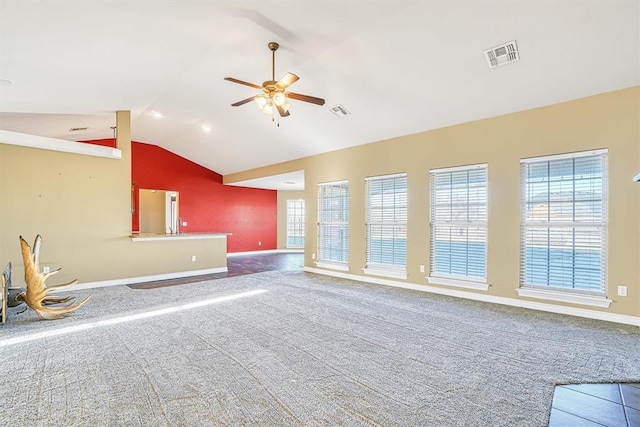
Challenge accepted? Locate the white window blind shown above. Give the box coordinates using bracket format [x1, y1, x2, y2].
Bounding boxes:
[318, 181, 349, 265]
[286, 199, 305, 248]
[430, 164, 487, 282]
[365, 173, 407, 272]
[520, 150, 607, 296]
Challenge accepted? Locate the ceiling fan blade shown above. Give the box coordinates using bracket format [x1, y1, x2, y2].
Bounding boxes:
[275, 73, 299, 90]
[276, 104, 290, 117]
[287, 92, 325, 106]
[224, 77, 262, 90]
[231, 96, 256, 107]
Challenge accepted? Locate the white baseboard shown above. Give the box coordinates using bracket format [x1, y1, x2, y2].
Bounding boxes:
[50, 267, 228, 292]
[303, 267, 640, 327]
[228, 249, 303, 257]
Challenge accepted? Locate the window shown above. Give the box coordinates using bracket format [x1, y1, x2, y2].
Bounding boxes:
[317, 181, 349, 270]
[286, 199, 305, 248]
[429, 164, 488, 289]
[365, 173, 407, 278]
[520, 150, 607, 298]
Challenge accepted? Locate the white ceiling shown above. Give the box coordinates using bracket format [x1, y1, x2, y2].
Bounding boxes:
[0, 1, 638, 189]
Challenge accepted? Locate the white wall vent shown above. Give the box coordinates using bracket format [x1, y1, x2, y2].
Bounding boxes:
[484, 40, 519, 69]
[327, 104, 350, 118]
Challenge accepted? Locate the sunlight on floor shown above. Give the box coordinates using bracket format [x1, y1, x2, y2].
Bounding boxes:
[0, 289, 268, 348]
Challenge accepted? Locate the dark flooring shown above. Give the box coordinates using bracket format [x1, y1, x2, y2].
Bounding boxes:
[549, 383, 640, 426]
[128, 252, 303, 289]
[128, 251, 639, 426]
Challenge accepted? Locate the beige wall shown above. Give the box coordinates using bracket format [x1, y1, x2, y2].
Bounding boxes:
[139, 189, 166, 233]
[0, 111, 227, 287]
[231, 87, 640, 319]
[277, 190, 305, 249]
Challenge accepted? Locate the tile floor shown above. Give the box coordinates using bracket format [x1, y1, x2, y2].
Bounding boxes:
[128, 252, 304, 289]
[549, 383, 640, 426]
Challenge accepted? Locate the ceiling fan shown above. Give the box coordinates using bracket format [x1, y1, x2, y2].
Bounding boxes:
[224, 42, 325, 118]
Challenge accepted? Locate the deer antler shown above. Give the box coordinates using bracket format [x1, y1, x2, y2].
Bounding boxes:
[18, 235, 90, 320]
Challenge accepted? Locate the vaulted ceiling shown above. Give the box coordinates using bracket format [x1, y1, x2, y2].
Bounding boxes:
[0, 1, 638, 186]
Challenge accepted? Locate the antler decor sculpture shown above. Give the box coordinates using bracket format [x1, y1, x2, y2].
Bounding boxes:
[17, 235, 90, 320]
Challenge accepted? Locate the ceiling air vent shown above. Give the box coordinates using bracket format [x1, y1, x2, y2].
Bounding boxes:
[69, 127, 89, 132]
[484, 40, 519, 69]
[328, 104, 350, 118]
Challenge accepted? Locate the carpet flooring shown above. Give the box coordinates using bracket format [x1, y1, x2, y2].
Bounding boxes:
[1, 270, 639, 426]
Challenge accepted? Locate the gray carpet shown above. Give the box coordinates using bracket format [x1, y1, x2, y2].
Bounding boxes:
[1, 271, 639, 426]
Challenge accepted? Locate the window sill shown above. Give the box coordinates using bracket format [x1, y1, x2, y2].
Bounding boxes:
[428, 276, 489, 291]
[316, 261, 349, 272]
[363, 267, 407, 280]
[517, 287, 611, 308]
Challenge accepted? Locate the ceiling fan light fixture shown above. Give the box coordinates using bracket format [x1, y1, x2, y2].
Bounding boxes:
[262, 102, 274, 115]
[272, 91, 286, 106]
[254, 95, 268, 110]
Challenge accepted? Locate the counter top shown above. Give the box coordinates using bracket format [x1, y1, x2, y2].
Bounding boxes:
[130, 232, 231, 242]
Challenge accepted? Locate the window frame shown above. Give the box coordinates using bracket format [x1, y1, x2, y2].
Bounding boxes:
[286, 199, 305, 249]
[317, 180, 350, 271]
[428, 163, 489, 291]
[518, 149, 610, 307]
[364, 172, 408, 279]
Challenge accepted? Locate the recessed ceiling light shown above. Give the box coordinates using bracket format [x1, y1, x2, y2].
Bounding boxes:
[151, 111, 163, 118]
[201, 125, 212, 133]
[0, 78, 14, 86]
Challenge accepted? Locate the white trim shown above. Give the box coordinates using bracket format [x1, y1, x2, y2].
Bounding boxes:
[303, 267, 639, 327]
[227, 249, 303, 257]
[633, 172, 640, 182]
[520, 148, 608, 163]
[0, 129, 122, 159]
[228, 249, 278, 257]
[48, 267, 228, 292]
[363, 267, 407, 280]
[316, 261, 349, 272]
[278, 248, 304, 254]
[430, 163, 487, 174]
[130, 233, 229, 242]
[428, 275, 489, 291]
[517, 287, 611, 308]
[365, 172, 407, 181]
[318, 179, 349, 186]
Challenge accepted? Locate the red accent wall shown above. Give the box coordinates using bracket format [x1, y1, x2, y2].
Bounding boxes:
[81, 138, 116, 148]
[81, 138, 277, 253]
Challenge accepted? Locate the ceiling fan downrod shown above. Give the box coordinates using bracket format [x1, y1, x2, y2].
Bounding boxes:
[268, 42, 279, 82]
